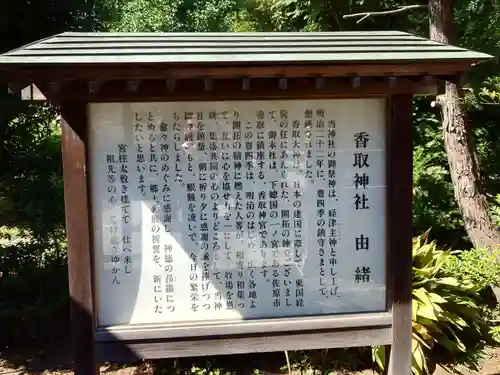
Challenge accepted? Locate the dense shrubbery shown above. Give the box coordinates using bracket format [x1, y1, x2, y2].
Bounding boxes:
[374, 235, 500, 375]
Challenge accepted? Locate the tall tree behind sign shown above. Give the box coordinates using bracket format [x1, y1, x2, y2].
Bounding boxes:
[428, 0, 500, 249]
[236, 0, 500, 250]
[342, 0, 500, 249]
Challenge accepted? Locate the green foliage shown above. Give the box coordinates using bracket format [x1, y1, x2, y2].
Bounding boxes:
[0, 104, 68, 353]
[149, 349, 372, 374]
[445, 247, 500, 290]
[233, 0, 430, 33]
[0, 236, 69, 352]
[373, 234, 499, 375]
[466, 77, 500, 193]
[285, 347, 371, 374]
[476, 77, 500, 104]
[454, 0, 500, 57]
[411, 74, 500, 248]
[0, 104, 64, 239]
[0, 0, 93, 358]
[490, 194, 500, 226]
[411, 98, 467, 247]
[106, 0, 184, 32]
[102, 0, 242, 32]
[188, 365, 233, 375]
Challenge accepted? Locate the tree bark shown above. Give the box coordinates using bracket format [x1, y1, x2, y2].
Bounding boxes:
[429, 0, 500, 249]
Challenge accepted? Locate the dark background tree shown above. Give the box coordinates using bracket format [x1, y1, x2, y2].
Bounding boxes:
[0, 0, 110, 361]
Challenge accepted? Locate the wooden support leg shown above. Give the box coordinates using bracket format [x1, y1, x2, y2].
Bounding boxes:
[61, 102, 98, 375]
[387, 95, 413, 375]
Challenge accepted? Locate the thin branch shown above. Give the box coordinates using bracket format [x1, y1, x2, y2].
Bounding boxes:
[343, 5, 428, 24]
[333, 12, 343, 30]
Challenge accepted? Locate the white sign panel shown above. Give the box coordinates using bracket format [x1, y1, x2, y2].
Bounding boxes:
[89, 99, 387, 327]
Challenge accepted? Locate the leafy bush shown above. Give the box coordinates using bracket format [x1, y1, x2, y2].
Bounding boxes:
[373, 233, 499, 375]
[445, 247, 500, 291]
[284, 347, 371, 374]
[0, 239, 69, 353]
[411, 98, 468, 249]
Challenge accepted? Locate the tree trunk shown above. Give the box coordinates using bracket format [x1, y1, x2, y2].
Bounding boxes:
[429, 0, 500, 249]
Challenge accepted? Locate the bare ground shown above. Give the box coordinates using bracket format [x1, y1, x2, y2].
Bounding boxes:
[1, 347, 500, 375]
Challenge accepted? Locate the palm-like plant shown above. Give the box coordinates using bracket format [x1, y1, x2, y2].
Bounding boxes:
[373, 233, 497, 374]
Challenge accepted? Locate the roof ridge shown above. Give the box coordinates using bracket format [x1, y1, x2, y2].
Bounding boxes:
[2, 32, 64, 55]
[59, 30, 412, 36]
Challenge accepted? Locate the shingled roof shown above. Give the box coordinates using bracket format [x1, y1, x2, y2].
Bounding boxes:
[0, 31, 492, 65]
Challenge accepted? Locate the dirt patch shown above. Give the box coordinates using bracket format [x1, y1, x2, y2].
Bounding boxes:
[1, 348, 500, 375]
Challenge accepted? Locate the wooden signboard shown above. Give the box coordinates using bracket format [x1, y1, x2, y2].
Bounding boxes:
[88, 97, 401, 353]
[75, 94, 410, 372]
[0, 31, 492, 375]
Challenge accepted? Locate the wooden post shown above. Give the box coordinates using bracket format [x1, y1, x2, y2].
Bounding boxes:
[60, 102, 98, 375]
[387, 95, 413, 375]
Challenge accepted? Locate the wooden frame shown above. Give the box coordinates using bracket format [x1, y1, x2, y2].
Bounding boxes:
[2, 60, 470, 82]
[61, 102, 97, 375]
[55, 75, 414, 375]
[39, 76, 436, 102]
[0, 25, 491, 375]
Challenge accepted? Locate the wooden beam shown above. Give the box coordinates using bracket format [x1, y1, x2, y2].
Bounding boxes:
[387, 95, 413, 375]
[48, 81, 62, 93]
[278, 77, 288, 90]
[351, 76, 361, 88]
[421, 75, 433, 85]
[96, 312, 392, 341]
[8, 81, 25, 94]
[38, 76, 437, 103]
[88, 80, 104, 93]
[60, 102, 98, 375]
[0, 61, 471, 82]
[315, 77, 325, 90]
[242, 78, 250, 91]
[166, 78, 176, 92]
[126, 80, 140, 92]
[204, 77, 214, 91]
[96, 326, 391, 362]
